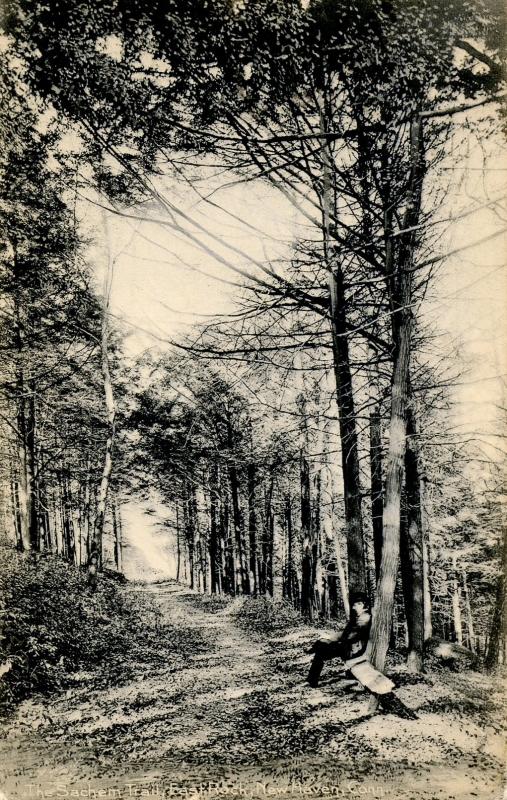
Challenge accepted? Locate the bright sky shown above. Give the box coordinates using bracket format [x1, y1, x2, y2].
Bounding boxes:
[98, 176, 299, 353]
[82, 114, 507, 576]
[82, 115, 507, 466]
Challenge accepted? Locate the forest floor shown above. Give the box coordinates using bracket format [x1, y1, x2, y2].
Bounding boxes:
[0, 581, 505, 800]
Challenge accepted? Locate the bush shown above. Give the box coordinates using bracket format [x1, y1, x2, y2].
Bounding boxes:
[232, 596, 303, 635]
[0, 546, 139, 713]
[180, 592, 232, 615]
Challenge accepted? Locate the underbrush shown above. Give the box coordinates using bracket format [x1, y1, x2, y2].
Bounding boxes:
[0, 546, 160, 713]
[180, 592, 232, 615]
[232, 596, 304, 634]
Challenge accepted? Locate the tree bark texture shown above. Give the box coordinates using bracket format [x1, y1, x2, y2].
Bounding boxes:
[369, 117, 425, 673]
[319, 106, 366, 596]
[401, 407, 425, 671]
[485, 523, 506, 669]
[94, 213, 117, 565]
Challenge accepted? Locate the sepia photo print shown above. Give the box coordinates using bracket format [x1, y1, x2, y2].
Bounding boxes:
[0, 2, 505, 799]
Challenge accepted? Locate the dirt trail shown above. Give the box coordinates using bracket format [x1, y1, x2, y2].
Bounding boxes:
[0, 582, 504, 800]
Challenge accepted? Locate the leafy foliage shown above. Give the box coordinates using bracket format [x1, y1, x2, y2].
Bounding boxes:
[0, 545, 143, 712]
[233, 596, 303, 634]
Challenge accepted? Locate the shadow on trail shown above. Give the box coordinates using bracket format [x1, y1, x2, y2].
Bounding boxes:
[0, 582, 504, 800]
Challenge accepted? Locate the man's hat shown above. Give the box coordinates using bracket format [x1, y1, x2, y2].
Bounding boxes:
[349, 591, 370, 607]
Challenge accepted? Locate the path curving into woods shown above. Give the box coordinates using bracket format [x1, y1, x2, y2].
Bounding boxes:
[0, 581, 504, 800]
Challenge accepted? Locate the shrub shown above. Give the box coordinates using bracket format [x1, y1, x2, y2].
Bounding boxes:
[232, 596, 303, 635]
[0, 546, 138, 713]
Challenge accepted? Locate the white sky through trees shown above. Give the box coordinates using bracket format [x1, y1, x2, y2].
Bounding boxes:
[86, 118, 507, 465]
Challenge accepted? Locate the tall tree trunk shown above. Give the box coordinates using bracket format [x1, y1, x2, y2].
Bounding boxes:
[16, 406, 31, 552]
[312, 468, 323, 613]
[369, 117, 425, 673]
[82, 457, 91, 562]
[10, 471, 23, 551]
[319, 107, 366, 596]
[193, 486, 204, 592]
[62, 471, 76, 563]
[400, 406, 425, 671]
[26, 381, 39, 550]
[247, 462, 259, 595]
[284, 494, 294, 601]
[209, 463, 220, 594]
[15, 369, 31, 552]
[264, 475, 275, 597]
[421, 477, 433, 640]
[370, 401, 383, 580]
[451, 554, 463, 645]
[38, 466, 52, 553]
[112, 496, 123, 573]
[184, 483, 195, 590]
[462, 570, 475, 653]
[484, 522, 506, 670]
[229, 464, 247, 594]
[328, 267, 366, 596]
[53, 482, 63, 556]
[335, 533, 350, 618]
[226, 411, 249, 594]
[11, 242, 31, 552]
[94, 213, 117, 565]
[300, 452, 316, 619]
[176, 500, 181, 582]
[222, 478, 236, 595]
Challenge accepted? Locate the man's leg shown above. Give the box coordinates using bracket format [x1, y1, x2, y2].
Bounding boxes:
[307, 654, 324, 688]
[307, 641, 342, 687]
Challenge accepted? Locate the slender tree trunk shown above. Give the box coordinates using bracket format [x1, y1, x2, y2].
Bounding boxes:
[193, 487, 204, 592]
[176, 501, 181, 582]
[484, 524, 506, 670]
[10, 471, 23, 551]
[51, 484, 62, 555]
[112, 496, 122, 572]
[370, 401, 383, 580]
[451, 555, 463, 645]
[83, 457, 91, 562]
[312, 468, 322, 614]
[400, 407, 424, 671]
[184, 484, 195, 590]
[462, 570, 475, 653]
[319, 115, 366, 595]
[118, 500, 124, 573]
[285, 494, 293, 601]
[209, 489, 220, 594]
[222, 478, 236, 595]
[14, 377, 32, 553]
[226, 411, 249, 594]
[300, 452, 315, 619]
[209, 465, 220, 594]
[94, 213, 117, 566]
[370, 324, 412, 670]
[328, 268, 366, 596]
[421, 478, 433, 640]
[247, 462, 259, 595]
[369, 117, 425, 673]
[264, 475, 275, 597]
[335, 533, 350, 618]
[11, 242, 31, 552]
[62, 471, 76, 563]
[38, 469, 52, 552]
[26, 382, 39, 550]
